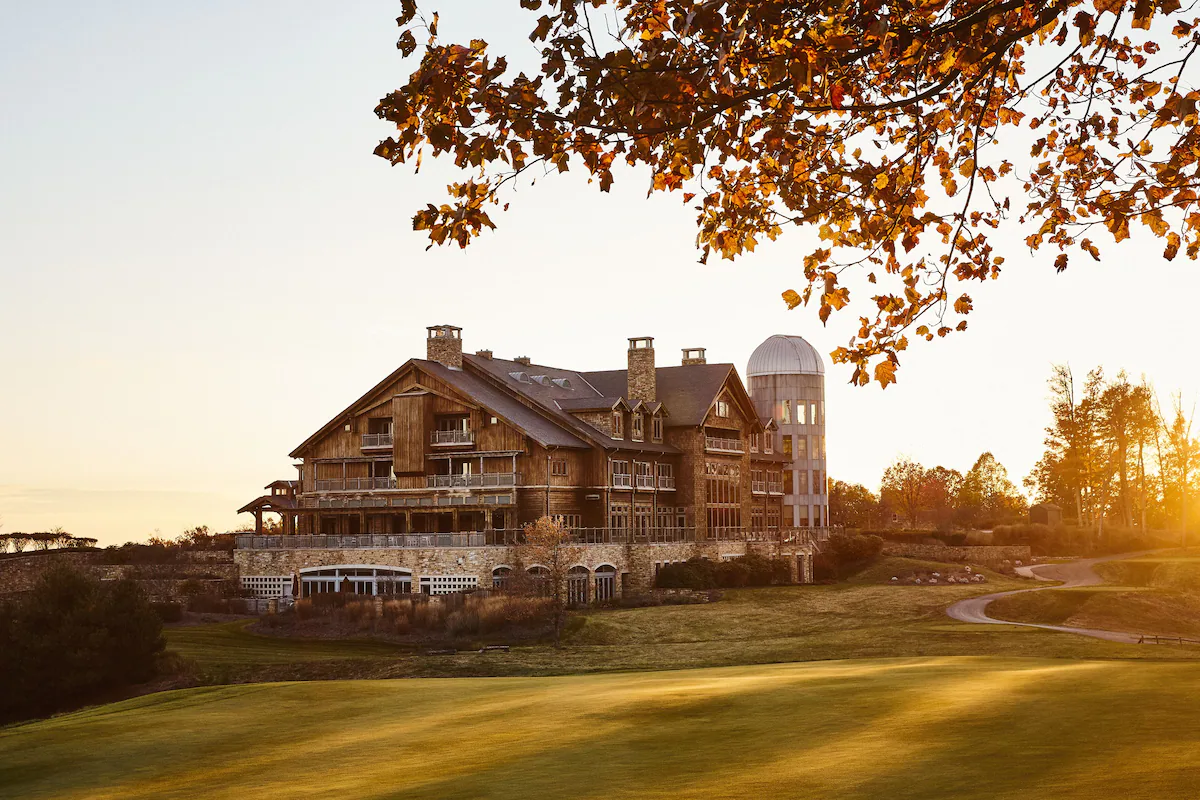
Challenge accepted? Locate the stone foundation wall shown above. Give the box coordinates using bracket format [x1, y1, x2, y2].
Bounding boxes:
[235, 540, 817, 598]
[0, 551, 238, 597]
[881, 542, 1031, 567]
[0, 552, 103, 595]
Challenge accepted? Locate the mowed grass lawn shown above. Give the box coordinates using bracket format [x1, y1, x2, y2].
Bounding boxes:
[4, 657, 1200, 800]
[162, 558, 1200, 680]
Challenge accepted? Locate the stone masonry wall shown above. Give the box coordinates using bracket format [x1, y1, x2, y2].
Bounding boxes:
[881, 542, 1032, 567]
[0, 552, 104, 595]
[235, 540, 818, 598]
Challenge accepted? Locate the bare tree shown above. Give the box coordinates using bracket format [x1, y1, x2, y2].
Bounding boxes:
[510, 516, 582, 648]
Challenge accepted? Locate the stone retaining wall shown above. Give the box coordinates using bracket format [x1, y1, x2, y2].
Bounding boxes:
[235, 540, 817, 598]
[881, 542, 1031, 567]
[0, 552, 103, 595]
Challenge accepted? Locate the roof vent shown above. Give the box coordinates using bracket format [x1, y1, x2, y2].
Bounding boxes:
[530, 375, 553, 386]
[551, 378, 573, 390]
[508, 371, 532, 383]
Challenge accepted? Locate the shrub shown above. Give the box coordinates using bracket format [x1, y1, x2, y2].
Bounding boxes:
[991, 523, 1168, 557]
[655, 555, 794, 590]
[814, 532, 885, 581]
[0, 566, 165, 723]
[151, 602, 184, 623]
[281, 593, 553, 639]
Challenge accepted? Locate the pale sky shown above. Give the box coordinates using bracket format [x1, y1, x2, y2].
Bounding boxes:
[2, 2, 1197, 545]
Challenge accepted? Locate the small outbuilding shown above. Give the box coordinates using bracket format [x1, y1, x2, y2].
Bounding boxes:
[1029, 503, 1062, 526]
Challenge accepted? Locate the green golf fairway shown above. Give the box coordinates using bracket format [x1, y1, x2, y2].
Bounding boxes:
[2, 656, 1199, 799]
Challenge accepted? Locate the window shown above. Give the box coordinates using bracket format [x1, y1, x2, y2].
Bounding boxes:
[750, 433, 760, 453]
[611, 460, 631, 488]
[781, 399, 791, 424]
[814, 436, 824, 459]
[634, 461, 654, 489]
[796, 436, 809, 460]
[798, 470, 810, 494]
[814, 470, 825, 495]
[609, 502, 631, 530]
[634, 502, 653, 532]
[809, 402, 818, 425]
[555, 513, 581, 529]
[767, 506, 781, 530]
[714, 400, 730, 418]
[492, 567, 511, 590]
[782, 435, 792, 458]
[632, 412, 644, 441]
[652, 415, 663, 441]
[798, 505, 811, 527]
[705, 462, 741, 534]
[764, 433, 774, 454]
[367, 418, 392, 434]
[751, 507, 764, 530]
[657, 507, 675, 529]
[551, 459, 568, 477]
[611, 410, 624, 438]
[567, 567, 590, 606]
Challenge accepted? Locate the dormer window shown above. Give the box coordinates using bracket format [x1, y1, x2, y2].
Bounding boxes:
[632, 412, 644, 441]
[714, 400, 731, 418]
[750, 433, 760, 453]
[764, 433, 774, 454]
[652, 415, 663, 442]
[612, 410, 624, 438]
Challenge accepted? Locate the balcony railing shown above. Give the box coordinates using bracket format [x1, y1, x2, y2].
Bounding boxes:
[235, 527, 842, 551]
[635, 475, 655, 489]
[316, 477, 397, 492]
[361, 433, 393, 448]
[768, 482, 784, 495]
[611, 473, 632, 488]
[426, 473, 519, 489]
[430, 430, 474, 446]
[657, 475, 676, 490]
[705, 436, 744, 453]
[752, 480, 767, 494]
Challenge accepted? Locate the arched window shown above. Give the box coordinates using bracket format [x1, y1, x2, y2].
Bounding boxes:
[492, 566, 512, 591]
[567, 566, 590, 606]
[527, 565, 551, 597]
[594, 565, 617, 603]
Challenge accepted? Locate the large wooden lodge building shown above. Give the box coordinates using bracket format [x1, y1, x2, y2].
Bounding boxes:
[234, 326, 830, 601]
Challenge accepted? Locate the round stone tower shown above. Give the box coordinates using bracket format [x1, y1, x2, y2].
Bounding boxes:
[747, 335, 828, 528]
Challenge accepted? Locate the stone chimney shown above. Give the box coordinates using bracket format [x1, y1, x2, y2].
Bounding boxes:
[475, 349, 493, 360]
[627, 337, 656, 403]
[682, 347, 707, 366]
[514, 356, 532, 367]
[426, 325, 463, 369]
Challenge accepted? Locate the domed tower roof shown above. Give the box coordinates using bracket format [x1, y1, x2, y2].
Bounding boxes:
[747, 334, 825, 377]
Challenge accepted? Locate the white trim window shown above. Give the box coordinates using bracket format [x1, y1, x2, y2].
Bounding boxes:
[652, 415, 663, 442]
[611, 410, 624, 438]
[632, 412, 644, 442]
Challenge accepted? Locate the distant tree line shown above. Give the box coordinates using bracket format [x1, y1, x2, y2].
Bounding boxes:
[830, 452, 1027, 531]
[0, 528, 98, 554]
[1026, 366, 1198, 540]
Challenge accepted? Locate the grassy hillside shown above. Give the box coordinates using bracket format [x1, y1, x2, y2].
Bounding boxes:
[4, 658, 1200, 800]
[989, 551, 1200, 639]
[161, 558, 1200, 682]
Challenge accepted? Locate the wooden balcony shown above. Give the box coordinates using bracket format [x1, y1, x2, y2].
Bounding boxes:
[315, 477, 397, 492]
[768, 482, 784, 495]
[611, 474, 632, 489]
[635, 475, 655, 489]
[705, 436, 744, 453]
[430, 430, 474, 446]
[361, 433, 393, 449]
[426, 472, 519, 489]
[752, 480, 767, 494]
[657, 475, 676, 490]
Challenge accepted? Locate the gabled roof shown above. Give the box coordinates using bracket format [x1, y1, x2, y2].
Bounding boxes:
[556, 397, 629, 412]
[238, 495, 297, 514]
[584, 363, 739, 427]
[416, 360, 591, 449]
[464, 354, 680, 453]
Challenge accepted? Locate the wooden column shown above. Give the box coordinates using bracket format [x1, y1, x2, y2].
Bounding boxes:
[254, 509, 263, 534]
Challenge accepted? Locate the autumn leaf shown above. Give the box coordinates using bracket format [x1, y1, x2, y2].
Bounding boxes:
[874, 359, 897, 388]
[782, 289, 803, 309]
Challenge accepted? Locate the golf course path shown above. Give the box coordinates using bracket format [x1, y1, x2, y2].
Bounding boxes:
[945, 552, 1155, 643]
